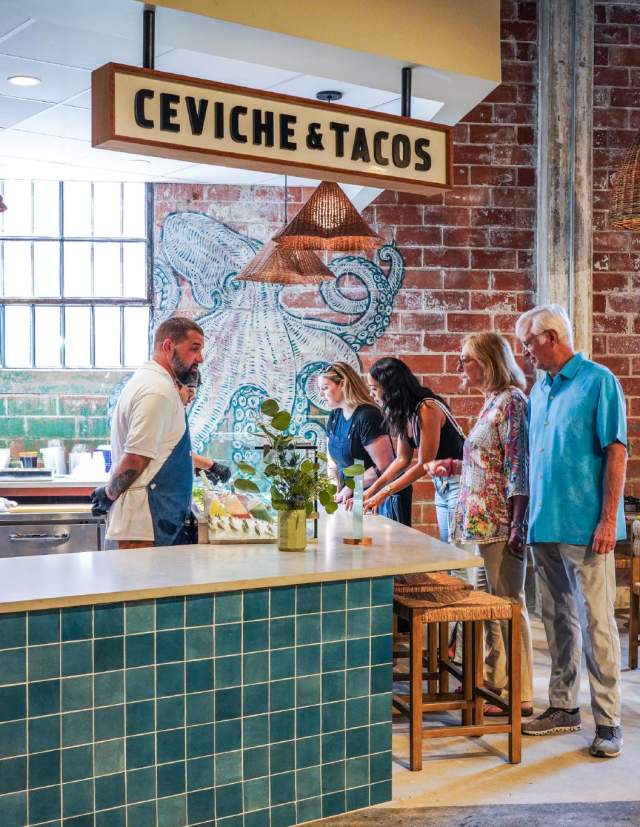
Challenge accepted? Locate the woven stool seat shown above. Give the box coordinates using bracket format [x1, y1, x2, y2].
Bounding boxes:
[396, 589, 514, 623]
[394, 571, 472, 594]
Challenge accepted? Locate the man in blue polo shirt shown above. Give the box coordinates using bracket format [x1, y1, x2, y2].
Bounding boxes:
[516, 304, 627, 758]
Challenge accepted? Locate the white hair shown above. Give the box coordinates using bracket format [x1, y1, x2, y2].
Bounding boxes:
[515, 303, 574, 348]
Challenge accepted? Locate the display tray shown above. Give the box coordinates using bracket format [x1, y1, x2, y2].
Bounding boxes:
[0, 469, 53, 478]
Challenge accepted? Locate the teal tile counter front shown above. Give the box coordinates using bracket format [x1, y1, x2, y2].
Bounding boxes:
[0, 578, 393, 827]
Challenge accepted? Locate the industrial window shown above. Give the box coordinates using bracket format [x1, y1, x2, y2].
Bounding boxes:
[0, 180, 151, 369]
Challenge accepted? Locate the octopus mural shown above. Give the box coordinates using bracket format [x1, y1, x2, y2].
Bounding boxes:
[152, 210, 406, 453]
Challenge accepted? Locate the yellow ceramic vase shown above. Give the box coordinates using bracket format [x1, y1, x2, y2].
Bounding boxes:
[277, 509, 307, 551]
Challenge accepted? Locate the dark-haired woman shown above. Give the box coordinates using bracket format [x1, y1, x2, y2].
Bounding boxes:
[363, 357, 464, 534]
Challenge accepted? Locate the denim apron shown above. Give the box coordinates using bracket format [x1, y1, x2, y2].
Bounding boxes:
[147, 416, 193, 546]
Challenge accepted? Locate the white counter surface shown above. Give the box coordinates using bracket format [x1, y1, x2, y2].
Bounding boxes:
[0, 512, 481, 613]
[0, 476, 105, 489]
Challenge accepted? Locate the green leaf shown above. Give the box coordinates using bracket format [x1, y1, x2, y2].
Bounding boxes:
[318, 489, 331, 506]
[236, 461, 256, 475]
[316, 451, 328, 462]
[261, 399, 280, 416]
[233, 478, 260, 493]
[271, 411, 291, 431]
[324, 501, 338, 514]
[264, 463, 279, 477]
[343, 463, 365, 477]
[344, 478, 355, 490]
[300, 459, 315, 474]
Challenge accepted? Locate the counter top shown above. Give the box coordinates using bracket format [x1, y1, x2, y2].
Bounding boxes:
[0, 512, 480, 613]
[0, 476, 105, 489]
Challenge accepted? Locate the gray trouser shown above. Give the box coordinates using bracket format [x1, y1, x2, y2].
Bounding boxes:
[532, 542, 621, 726]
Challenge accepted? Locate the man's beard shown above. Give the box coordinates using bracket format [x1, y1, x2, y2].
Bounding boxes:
[171, 352, 198, 385]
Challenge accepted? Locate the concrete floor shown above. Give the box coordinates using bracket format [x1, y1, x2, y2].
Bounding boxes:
[385, 617, 640, 808]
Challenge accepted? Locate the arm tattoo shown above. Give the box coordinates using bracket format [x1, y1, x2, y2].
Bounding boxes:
[106, 468, 140, 500]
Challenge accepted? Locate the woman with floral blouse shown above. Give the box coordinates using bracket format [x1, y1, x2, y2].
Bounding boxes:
[428, 332, 534, 716]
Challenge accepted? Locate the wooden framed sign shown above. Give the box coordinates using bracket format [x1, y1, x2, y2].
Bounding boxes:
[92, 63, 453, 195]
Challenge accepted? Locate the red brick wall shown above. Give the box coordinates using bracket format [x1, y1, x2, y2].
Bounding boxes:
[593, 1, 640, 497]
[361, 0, 538, 533]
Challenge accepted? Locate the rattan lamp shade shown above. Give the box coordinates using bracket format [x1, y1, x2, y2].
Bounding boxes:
[610, 131, 640, 229]
[234, 240, 334, 285]
[272, 181, 383, 251]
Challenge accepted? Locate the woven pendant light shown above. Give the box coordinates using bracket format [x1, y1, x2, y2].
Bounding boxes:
[272, 181, 382, 251]
[610, 131, 640, 229]
[235, 240, 334, 285]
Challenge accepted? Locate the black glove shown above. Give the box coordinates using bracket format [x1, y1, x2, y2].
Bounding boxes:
[90, 486, 114, 517]
[203, 462, 231, 485]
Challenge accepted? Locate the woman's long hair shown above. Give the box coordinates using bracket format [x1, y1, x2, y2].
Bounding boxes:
[369, 357, 436, 437]
[320, 362, 374, 408]
[463, 333, 526, 392]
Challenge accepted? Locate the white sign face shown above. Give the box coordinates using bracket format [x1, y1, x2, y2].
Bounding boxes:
[92, 63, 452, 195]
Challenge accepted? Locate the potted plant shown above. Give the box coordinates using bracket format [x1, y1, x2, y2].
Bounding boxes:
[233, 399, 339, 551]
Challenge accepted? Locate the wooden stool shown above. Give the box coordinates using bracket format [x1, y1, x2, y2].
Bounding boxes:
[393, 589, 521, 770]
[628, 520, 640, 669]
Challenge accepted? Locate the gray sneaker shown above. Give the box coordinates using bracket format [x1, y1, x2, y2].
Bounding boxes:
[590, 725, 623, 758]
[522, 706, 581, 736]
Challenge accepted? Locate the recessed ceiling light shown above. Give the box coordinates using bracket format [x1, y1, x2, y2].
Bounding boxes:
[7, 75, 41, 87]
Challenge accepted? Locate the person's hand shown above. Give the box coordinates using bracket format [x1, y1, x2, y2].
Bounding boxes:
[364, 489, 387, 514]
[334, 486, 353, 505]
[90, 486, 114, 517]
[426, 458, 456, 477]
[507, 524, 525, 559]
[592, 517, 617, 555]
[204, 462, 231, 485]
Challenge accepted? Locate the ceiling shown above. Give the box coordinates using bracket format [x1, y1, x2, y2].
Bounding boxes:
[0, 0, 497, 188]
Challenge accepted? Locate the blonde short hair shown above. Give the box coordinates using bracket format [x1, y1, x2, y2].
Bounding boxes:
[319, 362, 373, 408]
[463, 332, 526, 393]
[516, 303, 574, 348]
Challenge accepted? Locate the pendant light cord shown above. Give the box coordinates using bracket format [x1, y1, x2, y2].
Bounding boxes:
[284, 174, 288, 223]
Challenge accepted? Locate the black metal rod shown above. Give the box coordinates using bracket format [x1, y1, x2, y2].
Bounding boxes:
[401, 66, 412, 118]
[143, 6, 155, 70]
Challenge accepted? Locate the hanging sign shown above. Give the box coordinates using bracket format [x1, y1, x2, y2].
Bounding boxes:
[92, 63, 452, 195]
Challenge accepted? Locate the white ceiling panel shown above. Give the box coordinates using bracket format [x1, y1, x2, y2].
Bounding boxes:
[0, 94, 49, 127]
[156, 49, 300, 91]
[266, 74, 398, 110]
[18, 103, 90, 140]
[65, 90, 91, 110]
[166, 164, 276, 185]
[0, 129, 92, 164]
[373, 97, 444, 122]
[0, 12, 33, 41]
[0, 55, 89, 103]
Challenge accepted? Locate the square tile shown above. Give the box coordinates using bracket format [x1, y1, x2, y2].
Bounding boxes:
[370, 722, 391, 753]
[370, 664, 391, 695]
[296, 675, 321, 707]
[241, 715, 268, 749]
[29, 714, 60, 752]
[346, 667, 370, 698]
[126, 734, 155, 769]
[296, 613, 320, 645]
[187, 788, 215, 823]
[371, 634, 392, 665]
[156, 630, 183, 664]
[270, 678, 294, 712]
[215, 592, 241, 624]
[245, 807, 271, 827]
[271, 801, 296, 827]
[270, 740, 295, 775]
[270, 710, 294, 743]
[296, 704, 320, 739]
[28, 610, 60, 645]
[125, 633, 154, 668]
[371, 577, 393, 606]
[243, 652, 269, 684]
[214, 718, 241, 753]
[126, 801, 156, 824]
[322, 732, 345, 763]
[296, 796, 321, 824]
[296, 644, 320, 677]
[157, 728, 185, 764]
[186, 723, 214, 759]
[322, 642, 345, 673]
[0, 755, 26, 794]
[369, 750, 391, 783]
[157, 760, 185, 796]
[322, 672, 345, 703]
[157, 792, 186, 826]
[322, 701, 345, 733]
[62, 745, 93, 782]
[243, 621, 268, 653]
[214, 656, 240, 690]
[94, 637, 124, 672]
[28, 644, 60, 681]
[370, 692, 392, 725]
[0, 614, 26, 649]
[157, 695, 184, 731]
[62, 779, 93, 818]
[186, 755, 213, 791]
[0, 791, 26, 824]
[127, 767, 156, 804]
[216, 782, 243, 819]
[370, 778, 392, 805]
[29, 679, 60, 716]
[62, 676, 92, 712]
[95, 671, 124, 706]
[215, 623, 241, 656]
[347, 579, 370, 609]
[270, 769, 295, 805]
[187, 658, 214, 692]
[0, 649, 25, 686]
[346, 726, 368, 757]
[243, 745, 268, 780]
[186, 594, 213, 627]
[125, 667, 154, 702]
[94, 704, 124, 741]
[95, 738, 124, 775]
[243, 775, 269, 812]
[29, 785, 60, 823]
[296, 765, 321, 799]
[322, 759, 345, 794]
[270, 587, 295, 618]
[347, 608, 370, 640]
[186, 627, 213, 661]
[61, 607, 92, 642]
[62, 641, 92, 677]
[157, 663, 184, 697]
[62, 710, 91, 748]
[346, 755, 369, 788]
[243, 590, 268, 621]
[370, 606, 391, 636]
[296, 735, 320, 769]
[243, 682, 268, 716]
[346, 638, 369, 669]
[94, 604, 124, 638]
[346, 784, 369, 811]
[214, 687, 241, 721]
[322, 582, 346, 612]
[96, 805, 126, 826]
[0, 721, 26, 759]
[346, 697, 369, 729]
[271, 648, 295, 680]
[125, 601, 154, 635]
[322, 611, 346, 643]
[0, 684, 26, 723]
[126, 700, 154, 735]
[270, 617, 295, 650]
[215, 749, 242, 785]
[296, 584, 321, 614]
[156, 597, 184, 631]
[95, 772, 125, 811]
[186, 692, 213, 725]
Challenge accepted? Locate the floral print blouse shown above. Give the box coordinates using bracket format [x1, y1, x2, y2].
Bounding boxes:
[452, 387, 529, 545]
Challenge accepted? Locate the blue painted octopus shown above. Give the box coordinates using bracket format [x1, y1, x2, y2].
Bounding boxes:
[152, 210, 406, 453]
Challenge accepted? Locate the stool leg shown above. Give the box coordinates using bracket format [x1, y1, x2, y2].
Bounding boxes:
[462, 620, 473, 726]
[472, 620, 484, 726]
[508, 603, 522, 764]
[409, 611, 423, 771]
[438, 621, 449, 693]
[427, 622, 438, 694]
